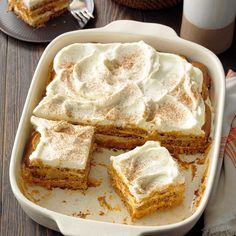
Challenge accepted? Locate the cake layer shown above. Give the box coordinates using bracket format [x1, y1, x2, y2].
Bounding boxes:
[95, 133, 210, 154]
[95, 133, 146, 150]
[95, 100, 211, 153]
[108, 141, 185, 219]
[22, 164, 90, 190]
[8, 0, 69, 27]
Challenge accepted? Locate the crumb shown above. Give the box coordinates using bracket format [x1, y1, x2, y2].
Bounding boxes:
[194, 189, 199, 197]
[195, 162, 208, 207]
[97, 196, 120, 211]
[99, 211, 105, 216]
[62, 200, 67, 203]
[88, 178, 102, 188]
[194, 184, 206, 208]
[176, 158, 192, 170]
[95, 146, 104, 153]
[72, 210, 90, 219]
[196, 156, 206, 164]
[98, 196, 112, 210]
[28, 189, 52, 203]
[96, 162, 108, 168]
[31, 189, 39, 195]
[191, 164, 197, 180]
[91, 159, 96, 166]
[122, 216, 128, 224]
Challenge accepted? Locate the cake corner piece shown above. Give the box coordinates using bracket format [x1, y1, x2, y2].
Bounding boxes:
[22, 116, 95, 190]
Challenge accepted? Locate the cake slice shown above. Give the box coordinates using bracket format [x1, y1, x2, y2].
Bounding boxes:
[108, 141, 185, 219]
[22, 116, 95, 190]
[8, 0, 69, 28]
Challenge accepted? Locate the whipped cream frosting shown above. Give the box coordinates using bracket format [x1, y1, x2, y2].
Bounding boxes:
[34, 41, 207, 135]
[29, 116, 94, 169]
[23, 0, 42, 8]
[111, 141, 185, 202]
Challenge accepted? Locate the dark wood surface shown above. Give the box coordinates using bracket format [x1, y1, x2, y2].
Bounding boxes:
[0, 1, 235, 235]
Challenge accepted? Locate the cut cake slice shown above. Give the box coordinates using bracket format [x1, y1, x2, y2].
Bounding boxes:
[22, 116, 95, 190]
[108, 141, 185, 219]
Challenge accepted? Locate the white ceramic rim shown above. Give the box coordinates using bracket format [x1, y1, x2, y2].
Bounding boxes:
[9, 20, 225, 234]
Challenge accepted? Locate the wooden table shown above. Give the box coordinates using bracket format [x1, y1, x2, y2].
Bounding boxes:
[1, 1, 235, 235]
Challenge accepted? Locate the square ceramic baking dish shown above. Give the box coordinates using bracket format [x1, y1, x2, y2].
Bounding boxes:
[10, 20, 225, 236]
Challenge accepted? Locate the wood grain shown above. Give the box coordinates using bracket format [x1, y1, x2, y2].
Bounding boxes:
[142, 4, 182, 34]
[0, 0, 235, 235]
[0, 31, 8, 233]
[0, 37, 46, 236]
[87, 0, 143, 28]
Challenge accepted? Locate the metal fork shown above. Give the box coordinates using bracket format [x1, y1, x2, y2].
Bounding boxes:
[69, 0, 94, 28]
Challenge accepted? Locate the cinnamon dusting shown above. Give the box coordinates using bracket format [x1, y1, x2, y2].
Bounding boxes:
[157, 102, 184, 123]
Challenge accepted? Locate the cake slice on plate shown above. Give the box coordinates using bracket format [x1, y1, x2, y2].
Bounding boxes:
[108, 141, 185, 219]
[8, 0, 69, 27]
[22, 116, 95, 190]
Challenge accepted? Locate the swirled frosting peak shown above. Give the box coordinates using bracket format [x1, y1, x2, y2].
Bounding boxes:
[34, 41, 206, 135]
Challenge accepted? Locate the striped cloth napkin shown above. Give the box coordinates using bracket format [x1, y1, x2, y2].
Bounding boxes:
[203, 70, 236, 236]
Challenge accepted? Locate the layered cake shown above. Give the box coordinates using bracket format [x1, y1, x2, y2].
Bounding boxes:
[8, 0, 69, 27]
[33, 41, 212, 154]
[22, 116, 95, 189]
[108, 141, 185, 219]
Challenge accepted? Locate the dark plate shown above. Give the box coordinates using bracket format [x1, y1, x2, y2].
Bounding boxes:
[0, 0, 94, 43]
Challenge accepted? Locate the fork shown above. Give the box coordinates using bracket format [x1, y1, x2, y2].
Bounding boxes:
[69, 0, 94, 28]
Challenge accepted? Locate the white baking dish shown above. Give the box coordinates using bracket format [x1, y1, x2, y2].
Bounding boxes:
[10, 20, 225, 236]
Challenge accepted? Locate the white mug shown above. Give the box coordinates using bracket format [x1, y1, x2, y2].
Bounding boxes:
[180, 0, 236, 54]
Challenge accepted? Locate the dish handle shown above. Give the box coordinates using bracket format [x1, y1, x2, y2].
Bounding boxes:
[55, 216, 144, 236]
[101, 20, 178, 39]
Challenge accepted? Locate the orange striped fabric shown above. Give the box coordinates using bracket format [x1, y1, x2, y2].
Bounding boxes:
[219, 137, 228, 159]
[224, 127, 236, 168]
